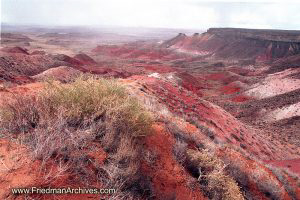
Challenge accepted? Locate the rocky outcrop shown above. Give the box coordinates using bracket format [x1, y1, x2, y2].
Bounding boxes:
[160, 33, 187, 48]
[1, 46, 29, 55]
[31, 66, 82, 82]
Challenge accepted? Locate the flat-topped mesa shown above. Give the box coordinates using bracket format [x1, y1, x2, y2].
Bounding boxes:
[207, 28, 300, 42]
[162, 27, 300, 60]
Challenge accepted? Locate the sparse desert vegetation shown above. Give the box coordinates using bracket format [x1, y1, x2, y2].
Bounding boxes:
[186, 149, 244, 200]
[0, 76, 154, 199]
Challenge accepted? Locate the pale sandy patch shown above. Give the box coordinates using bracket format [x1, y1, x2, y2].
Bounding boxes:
[265, 102, 300, 122]
[245, 68, 300, 99]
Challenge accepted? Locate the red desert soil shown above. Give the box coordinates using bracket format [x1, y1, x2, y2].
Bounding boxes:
[220, 84, 241, 94]
[0, 139, 42, 199]
[231, 95, 253, 103]
[205, 73, 227, 81]
[144, 65, 176, 73]
[0, 139, 107, 200]
[142, 123, 206, 200]
[129, 75, 297, 160]
[0, 82, 45, 106]
[265, 159, 300, 175]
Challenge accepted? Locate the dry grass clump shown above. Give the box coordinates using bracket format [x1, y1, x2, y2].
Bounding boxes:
[265, 164, 300, 200]
[219, 147, 291, 200]
[165, 118, 298, 200]
[166, 120, 243, 199]
[166, 119, 244, 199]
[186, 117, 216, 142]
[1, 76, 152, 139]
[186, 149, 244, 200]
[250, 165, 285, 199]
[173, 139, 188, 164]
[0, 76, 153, 198]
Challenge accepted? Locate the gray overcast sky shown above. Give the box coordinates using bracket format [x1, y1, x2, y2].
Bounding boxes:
[1, 0, 300, 30]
